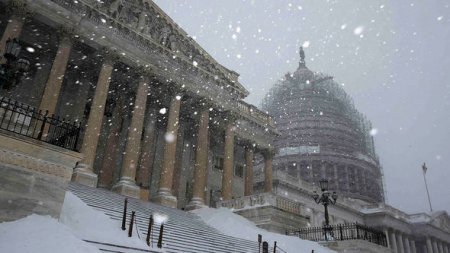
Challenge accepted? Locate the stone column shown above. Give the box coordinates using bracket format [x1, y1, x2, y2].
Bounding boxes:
[72, 52, 116, 187]
[244, 146, 254, 196]
[433, 239, 439, 253]
[390, 231, 398, 253]
[397, 233, 405, 253]
[427, 237, 434, 253]
[0, 1, 26, 63]
[98, 95, 123, 188]
[404, 236, 411, 253]
[333, 164, 339, 189]
[410, 240, 417, 253]
[171, 122, 185, 201]
[39, 29, 73, 115]
[264, 150, 274, 192]
[438, 241, 444, 253]
[221, 122, 235, 200]
[136, 106, 157, 198]
[112, 74, 150, 198]
[384, 229, 391, 250]
[187, 107, 210, 209]
[444, 244, 449, 253]
[152, 93, 182, 208]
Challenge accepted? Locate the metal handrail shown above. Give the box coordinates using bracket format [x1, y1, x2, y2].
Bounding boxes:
[0, 96, 81, 151]
[287, 223, 387, 247]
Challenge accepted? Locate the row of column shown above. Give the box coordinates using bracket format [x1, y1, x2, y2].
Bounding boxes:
[386, 229, 416, 253]
[426, 236, 450, 253]
[386, 229, 450, 253]
[0, 9, 274, 208]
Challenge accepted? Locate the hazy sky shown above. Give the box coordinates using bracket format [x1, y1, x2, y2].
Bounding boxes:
[154, 0, 450, 214]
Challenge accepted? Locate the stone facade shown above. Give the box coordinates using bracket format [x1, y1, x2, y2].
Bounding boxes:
[2, 1, 448, 253]
[219, 169, 450, 253]
[0, 0, 276, 218]
[0, 130, 83, 221]
[324, 240, 392, 253]
[216, 49, 450, 253]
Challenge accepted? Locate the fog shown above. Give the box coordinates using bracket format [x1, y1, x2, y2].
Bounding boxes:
[154, 0, 450, 214]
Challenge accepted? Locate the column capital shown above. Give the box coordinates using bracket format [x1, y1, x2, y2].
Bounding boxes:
[133, 65, 153, 80]
[99, 47, 120, 65]
[56, 26, 77, 45]
[263, 148, 276, 159]
[243, 141, 256, 151]
[224, 110, 240, 123]
[166, 83, 185, 98]
[196, 98, 215, 111]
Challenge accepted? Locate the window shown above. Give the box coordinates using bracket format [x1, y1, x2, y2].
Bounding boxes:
[234, 164, 244, 178]
[213, 156, 223, 170]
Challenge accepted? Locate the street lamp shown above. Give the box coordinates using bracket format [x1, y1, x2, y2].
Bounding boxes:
[312, 179, 338, 238]
[0, 38, 30, 90]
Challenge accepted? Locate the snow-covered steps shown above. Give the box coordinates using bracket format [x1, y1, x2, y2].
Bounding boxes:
[84, 240, 162, 253]
[68, 183, 265, 253]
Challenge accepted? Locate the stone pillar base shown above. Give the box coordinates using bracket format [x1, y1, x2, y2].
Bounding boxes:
[111, 180, 140, 199]
[71, 165, 98, 187]
[140, 188, 150, 201]
[185, 198, 207, 211]
[151, 188, 177, 208]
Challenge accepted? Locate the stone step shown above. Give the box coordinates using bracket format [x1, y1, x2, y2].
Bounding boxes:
[84, 240, 161, 253]
[68, 185, 258, 247]
[69, 183, 267, 253]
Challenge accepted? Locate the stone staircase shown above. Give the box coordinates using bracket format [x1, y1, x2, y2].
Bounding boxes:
[69, 183, 267, 253]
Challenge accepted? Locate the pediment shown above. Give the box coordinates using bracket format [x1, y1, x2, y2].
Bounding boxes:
[430, 211, 450, 233]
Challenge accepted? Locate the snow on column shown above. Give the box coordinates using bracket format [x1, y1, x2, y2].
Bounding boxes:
[38, 28, 73, 116]
[136, 106, 158, 195]
[72, 50, 116, 187]
[221, 121, 235, 201]
[264, 150, 274, 193]
[152, 91, 182, 208]
[244, 146, 254, 196]
[112, 72, 150, 199]
[187, 105, 210, 209]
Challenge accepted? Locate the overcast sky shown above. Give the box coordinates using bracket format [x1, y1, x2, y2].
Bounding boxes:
[153, 0, 450, 214]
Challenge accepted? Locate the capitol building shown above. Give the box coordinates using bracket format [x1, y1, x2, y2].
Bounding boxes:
[262, 47, 384, 204]
[0, 0, 449, 252]
[218, 49, 450, 253]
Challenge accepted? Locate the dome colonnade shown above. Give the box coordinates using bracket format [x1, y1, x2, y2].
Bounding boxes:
[262, 47, 384, 203]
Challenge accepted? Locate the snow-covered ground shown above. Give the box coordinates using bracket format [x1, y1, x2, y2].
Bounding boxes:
[0, 192, 154, 253]
[0, 191, 335, 253]
[192, 207, 336, 253]
[0, 214, 101, 253]
[59, 192, 149, 248]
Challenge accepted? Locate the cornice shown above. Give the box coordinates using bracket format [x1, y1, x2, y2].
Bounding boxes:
[53, 0, 248, 97]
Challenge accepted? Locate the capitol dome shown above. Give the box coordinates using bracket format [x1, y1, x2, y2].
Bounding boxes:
[262, 48, 384, 203]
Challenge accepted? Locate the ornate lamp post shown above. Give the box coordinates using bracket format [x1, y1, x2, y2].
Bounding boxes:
[0, 38, 30, 90]
[313, 179, 338, 237]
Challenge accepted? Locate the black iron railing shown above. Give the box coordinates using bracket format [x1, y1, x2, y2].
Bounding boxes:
[288, 223, 388, 247]
[0, 97, 81, 151]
